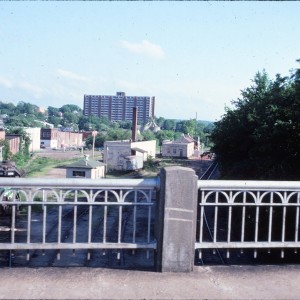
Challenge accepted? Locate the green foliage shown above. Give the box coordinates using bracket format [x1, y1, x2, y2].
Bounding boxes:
[141, 130, 156, 141]
[12, 152, 30, 168]
[0, 139, 11, 160]
[0, 101, 45, 127]
[155, 130, 176, 146]
[119, 120, 132, 129]
[59, 104, 82, 114]
[182, 119, 197, 136]
[4, 128, 31, 167]
[155, 117, 165, 127]
[163, 119, 176, 130]
[85, 127, 132, 148]
[211, 65, 300, 180]
[143, 156, 157, 171]
[24, 157, 77, 177]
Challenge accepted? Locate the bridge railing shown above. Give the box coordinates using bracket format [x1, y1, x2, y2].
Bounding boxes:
[0, 177, 159, 261]
[196, 180, 300, 260]
[2, 169, 300, 272]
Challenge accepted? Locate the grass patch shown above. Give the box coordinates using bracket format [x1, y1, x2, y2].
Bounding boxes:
[24, 157, 78, 177]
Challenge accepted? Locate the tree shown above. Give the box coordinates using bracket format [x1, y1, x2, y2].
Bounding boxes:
[211, 66, 300, 180]
[47, 106, 60, 117]
[0, 139, 11, 160]
[47, 115, 61, 127]
[59, 104, 82, 114]
[16, 101, 40, 117]
[61, 111, 79, 128]
[0, 101, 15, 116]
[184, 119, 197, 136]
[85, 127, 132, 149]
[107, 128, 131, 141]
[155, 116, 165, 127]
[163, 119, 176, 130]
[119, 120, 132, 129]
[141, 130, 156, 141]
[155, 130, 176, 146]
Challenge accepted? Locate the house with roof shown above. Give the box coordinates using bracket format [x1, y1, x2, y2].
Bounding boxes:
[65, 155, 106, 179]
[161, 134, 199, 159]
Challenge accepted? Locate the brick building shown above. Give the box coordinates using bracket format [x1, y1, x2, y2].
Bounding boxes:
[40, 128, 83, 149]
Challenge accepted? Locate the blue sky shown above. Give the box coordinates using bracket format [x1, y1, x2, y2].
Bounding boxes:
[0, 1, 299, 121]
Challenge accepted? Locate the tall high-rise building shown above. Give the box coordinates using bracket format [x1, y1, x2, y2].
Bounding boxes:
[83, 92, 155, 124]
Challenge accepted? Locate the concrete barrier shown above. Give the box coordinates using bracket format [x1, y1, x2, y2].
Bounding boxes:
[156, 166, 198, 272]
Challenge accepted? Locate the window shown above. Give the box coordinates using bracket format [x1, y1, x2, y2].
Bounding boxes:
[72, 171, 85, 177]
[173, 148, 176, 154]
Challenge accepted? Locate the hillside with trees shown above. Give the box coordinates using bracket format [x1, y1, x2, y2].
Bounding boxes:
[211, 61, 300, 180]
[0, 101, 214, 152]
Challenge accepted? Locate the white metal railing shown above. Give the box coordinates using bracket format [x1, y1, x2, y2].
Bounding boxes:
[0, 177, 159, 261]
[4, 176, 300, 266]
[196, 180, 300, 259]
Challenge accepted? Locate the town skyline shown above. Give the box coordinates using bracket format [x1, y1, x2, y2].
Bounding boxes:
[0, 1, 299, 121]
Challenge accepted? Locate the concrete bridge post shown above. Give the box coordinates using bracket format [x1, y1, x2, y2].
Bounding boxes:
[156, 166, 198, 272]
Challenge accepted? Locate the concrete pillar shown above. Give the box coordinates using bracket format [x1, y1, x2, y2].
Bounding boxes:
[156, 166, 198, 272]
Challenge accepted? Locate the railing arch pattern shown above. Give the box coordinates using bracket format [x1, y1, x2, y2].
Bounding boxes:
[0, 178, 159, 262]
[197, 180, 300, 259]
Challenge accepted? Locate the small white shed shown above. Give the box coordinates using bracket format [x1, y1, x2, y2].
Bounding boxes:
[66, 156, 106, 179]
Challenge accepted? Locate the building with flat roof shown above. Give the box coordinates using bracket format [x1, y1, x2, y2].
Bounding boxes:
[161, 134, 200, 159]
[83, 92, 155, 124]
[66, 155, 106, 179]
[103, 139, 156, 171]
[40, 128, 83, 149]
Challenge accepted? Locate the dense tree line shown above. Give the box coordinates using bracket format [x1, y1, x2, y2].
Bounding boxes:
[0, 100, 214, 150]
[211, 61, 300, 180]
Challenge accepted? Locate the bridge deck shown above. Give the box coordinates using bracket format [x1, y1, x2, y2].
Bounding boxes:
[1, 265, 300, 299]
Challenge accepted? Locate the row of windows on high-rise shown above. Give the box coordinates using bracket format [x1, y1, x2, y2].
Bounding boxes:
[83, 92, 155, 123]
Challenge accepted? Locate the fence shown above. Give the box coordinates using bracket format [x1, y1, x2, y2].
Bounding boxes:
[0, 177, 159, 263]
[196, 180, 300, 259]
[1, 168, 300, 272]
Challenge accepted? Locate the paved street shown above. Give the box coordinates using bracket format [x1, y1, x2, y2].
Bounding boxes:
[1, 265, 300, 299]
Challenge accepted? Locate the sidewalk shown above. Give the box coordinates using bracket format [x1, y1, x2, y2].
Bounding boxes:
[1, 265, 300, 299]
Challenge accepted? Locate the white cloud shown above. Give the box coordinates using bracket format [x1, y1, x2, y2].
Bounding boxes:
[56, 69, 90, 82]
[0, 76, 13, 88]
[120, 40, 165, 59]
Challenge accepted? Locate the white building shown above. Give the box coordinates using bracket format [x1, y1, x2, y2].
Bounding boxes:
[24, 127, 41, 152]
[161, 135, 197, 159]
[66, 156, 106, 179]
[103, 140, 156, 171]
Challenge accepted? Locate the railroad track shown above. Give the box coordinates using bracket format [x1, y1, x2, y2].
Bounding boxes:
[1, 194, 155, 269]
[196, 161, 300, 266]
[196, 160, 226, 266]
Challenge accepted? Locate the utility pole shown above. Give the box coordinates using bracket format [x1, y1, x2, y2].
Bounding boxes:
[92, 130, 97, 158]
[195, 112, 197, 139]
